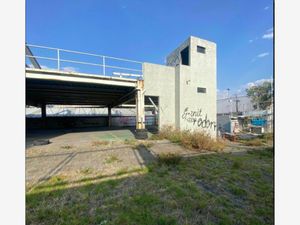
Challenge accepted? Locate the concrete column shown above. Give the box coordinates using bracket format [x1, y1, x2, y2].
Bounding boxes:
[135, 80, 148, 139]
[41, 103, 46, 118]
[108, 106, 112, 128]
[136, 80, 145, 130]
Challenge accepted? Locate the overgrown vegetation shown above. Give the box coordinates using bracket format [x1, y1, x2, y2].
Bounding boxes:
[132, 142, 154, 150]
[80, 167, 93, 175]
[239, 138, 265, 146]
[151, 125, 226, 152]
[92, 140, 109, 146]
[157, 153, 182, 165]
[124, 139, 137, 146]
[26, 148, 273, 225]
[105, 155, 121, 164]
[60, 145, 73, 149]
[238, 133, 273, 147]
[246, 81, 272, 110]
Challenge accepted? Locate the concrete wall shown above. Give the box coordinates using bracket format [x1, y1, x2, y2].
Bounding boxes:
[177, 37, 217, 137]
[217, 114, 231, 133]
[143, 63, 176, 127]
[144, 36, 217, 137]
[26, 116, 156, 130]
[217, 96, 254, 114]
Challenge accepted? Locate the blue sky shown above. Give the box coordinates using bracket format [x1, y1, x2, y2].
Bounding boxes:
[26, 0, 273, 98]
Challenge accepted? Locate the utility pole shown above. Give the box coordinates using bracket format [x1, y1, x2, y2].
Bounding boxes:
[235, 94, 240, 114]
[227, 88, 231, 116]
[226, 88, 230, 99]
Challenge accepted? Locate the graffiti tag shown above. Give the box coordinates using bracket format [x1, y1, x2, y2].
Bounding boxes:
[181, 107, 217, 131]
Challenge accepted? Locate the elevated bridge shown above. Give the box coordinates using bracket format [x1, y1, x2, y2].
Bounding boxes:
[26, 44, 151, 137]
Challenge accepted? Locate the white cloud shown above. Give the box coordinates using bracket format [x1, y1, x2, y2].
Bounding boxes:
[257, 52, 269, 58]
[62, 66, 78, 72]
[248, 37, 259, 44]
[251, 52, 270, 62]
[262, 27, 273, 39]
[262, 33, 273, 39]
[245, 78, 272, 88]
[217, 78, 273, 99]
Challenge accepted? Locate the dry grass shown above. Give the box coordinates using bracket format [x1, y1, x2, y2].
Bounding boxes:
[60, 145, 73, 149]
[240, 139, 265, 146]
[157, 153, 182, 165]
[80, 167, 94, 175]
[154, 125, 226, 152]
[124, 139, 137, 146]
[105, 155, 121, 164]
[26, 148, 274, 225]
[238, 133, 273, 147]
[92, 140, 109, 146]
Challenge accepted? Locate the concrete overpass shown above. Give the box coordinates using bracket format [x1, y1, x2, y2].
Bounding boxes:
[26, 45, 149, 138]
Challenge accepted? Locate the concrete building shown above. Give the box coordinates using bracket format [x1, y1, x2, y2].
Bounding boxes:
[144, 36, 217, 137]
[26, 36, 217, 137]
[217, 96, 254, 115]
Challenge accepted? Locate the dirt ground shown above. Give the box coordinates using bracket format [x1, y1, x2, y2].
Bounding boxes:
[26, 128, 199, 188]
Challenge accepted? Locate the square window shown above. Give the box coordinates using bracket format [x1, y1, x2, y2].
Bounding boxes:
[197, 87, 206, 93]
[197, 46, 206, 54]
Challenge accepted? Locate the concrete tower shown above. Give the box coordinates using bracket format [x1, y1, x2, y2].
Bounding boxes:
[143, 36, 217, 137]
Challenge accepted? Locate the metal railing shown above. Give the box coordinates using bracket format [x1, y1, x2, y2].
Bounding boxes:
[25, 44, 143, 79]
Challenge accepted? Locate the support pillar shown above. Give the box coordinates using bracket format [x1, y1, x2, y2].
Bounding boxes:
[108, 106, 112, 128]
[135, 80, 148, 139]
[41, 103, 47, 128]
[41, 103, 46, 118]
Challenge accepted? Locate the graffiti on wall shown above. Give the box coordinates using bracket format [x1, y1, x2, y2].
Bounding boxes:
[181, 107, 217, 130]
[111, 116, 156, 127]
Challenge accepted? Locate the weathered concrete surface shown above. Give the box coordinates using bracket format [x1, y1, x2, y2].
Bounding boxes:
[144, 36, 217, 137]
[149, 140, 200, 157]
[25, 129, 198, 187]
[26, 129, 269, 190]
[143, 63, 176, 126]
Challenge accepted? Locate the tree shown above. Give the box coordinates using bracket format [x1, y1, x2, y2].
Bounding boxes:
[246, 81, 272, 110]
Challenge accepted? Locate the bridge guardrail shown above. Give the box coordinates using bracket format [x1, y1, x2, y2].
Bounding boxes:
[25, 44, 143, 79]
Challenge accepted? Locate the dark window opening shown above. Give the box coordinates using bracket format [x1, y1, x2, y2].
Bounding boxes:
[180, 46, 190, 66]
[197, 46, 206, 54]
[197, 87, 206, 93]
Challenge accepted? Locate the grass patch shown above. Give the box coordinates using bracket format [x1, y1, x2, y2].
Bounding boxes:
[232, 160, 243, 169]
[60, 145, 73, 149]
[105, 155, 121, 164]
[27, 149, 273, 225]
[154, 125, 226, 152]
[132, 141, 154, 150]
[80, 167, 93, 175]
[238, 132, 273, 147]
[239, 138, 265, 146]
[157, 153, 182, 165]
[92, 140, 109, 146]
[124, 139, 137, 146]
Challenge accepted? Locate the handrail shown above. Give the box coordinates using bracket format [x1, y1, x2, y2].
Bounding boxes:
[26, 44, 143, 64]
[25, 44, 143, 79]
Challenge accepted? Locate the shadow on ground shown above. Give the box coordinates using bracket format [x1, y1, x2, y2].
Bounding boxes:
[26, 126, 158, 149]
[26, 148, 274, 225]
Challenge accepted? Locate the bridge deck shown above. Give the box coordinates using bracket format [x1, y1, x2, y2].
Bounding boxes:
[26, 68, 138, 107]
